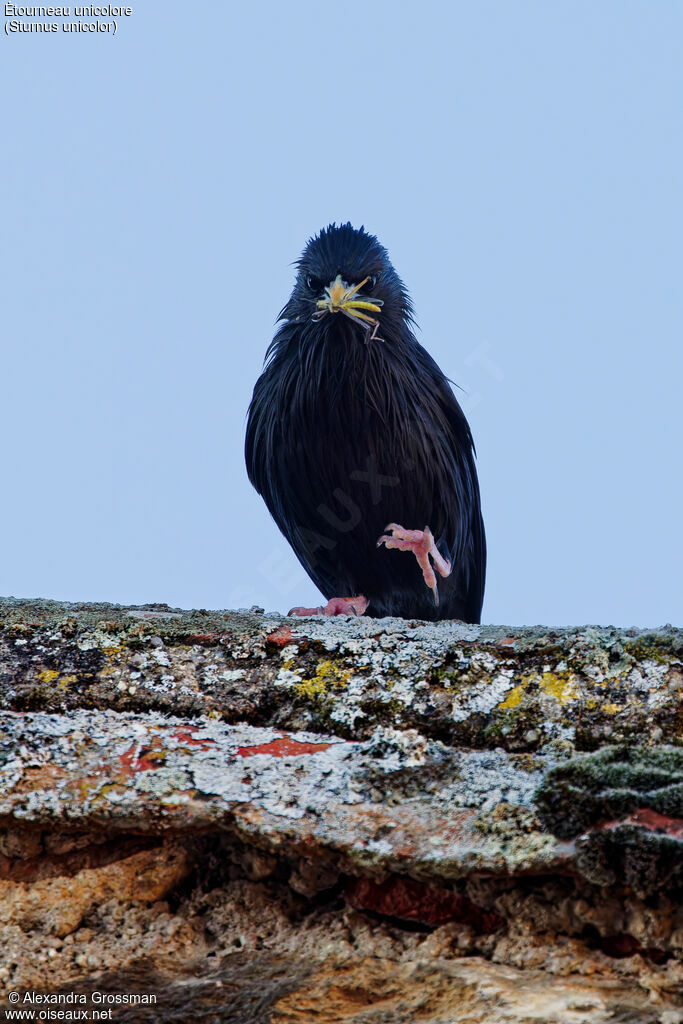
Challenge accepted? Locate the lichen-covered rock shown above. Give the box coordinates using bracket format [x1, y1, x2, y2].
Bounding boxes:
[1, 597, 682, 753]
[0, 598, 682, 1023]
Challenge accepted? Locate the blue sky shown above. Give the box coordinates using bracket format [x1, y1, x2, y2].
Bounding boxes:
[2, 1, 682, 626]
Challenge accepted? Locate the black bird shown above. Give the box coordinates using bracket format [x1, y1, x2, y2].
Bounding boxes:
[245, 223, 486, 622]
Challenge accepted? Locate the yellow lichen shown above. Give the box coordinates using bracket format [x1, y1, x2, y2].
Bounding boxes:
[294, 660, 350, 700]
[600, 701, 622, 714]
[538, 671, 579, 705]
[37, 668, 59, 684]
[498, 671, 579, 711]
[37, 668, 78, 689]
[499, 684, 526, 709]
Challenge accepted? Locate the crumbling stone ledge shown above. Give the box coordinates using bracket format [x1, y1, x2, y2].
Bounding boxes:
[0, 597, 682, 1023]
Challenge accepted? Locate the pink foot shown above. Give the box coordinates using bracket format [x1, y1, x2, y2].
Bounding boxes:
[288, 595, 369, 617]
[376, 523, 451, 606]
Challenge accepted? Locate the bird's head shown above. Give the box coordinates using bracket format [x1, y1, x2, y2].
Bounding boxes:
[280, 223, 413, 342]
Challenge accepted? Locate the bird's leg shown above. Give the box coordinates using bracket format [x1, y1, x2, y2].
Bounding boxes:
[288, 595, 369, 617]
[376, 524, 451, 606]
[365, 317, 384, 343]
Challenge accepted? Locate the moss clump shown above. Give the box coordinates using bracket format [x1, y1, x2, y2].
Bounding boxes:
[575, 822, 683, 896]
[620, 630, 683, 666]
[535, 744, 683, 839]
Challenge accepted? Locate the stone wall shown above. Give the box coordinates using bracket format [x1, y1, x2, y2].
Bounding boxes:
[0, 597, 682, 1023]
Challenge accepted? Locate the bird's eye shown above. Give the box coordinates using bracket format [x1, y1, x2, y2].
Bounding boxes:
[306, 274, 323, 292]
[366, 275, 378, 290]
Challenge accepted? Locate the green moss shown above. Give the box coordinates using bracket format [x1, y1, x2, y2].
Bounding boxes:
[622, 633, 679, 664]
[535, 744, 683, 839]
[358, 695, 406, 724]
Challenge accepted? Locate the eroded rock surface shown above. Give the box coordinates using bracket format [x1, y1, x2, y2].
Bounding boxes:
[0, 597, 682, 1023]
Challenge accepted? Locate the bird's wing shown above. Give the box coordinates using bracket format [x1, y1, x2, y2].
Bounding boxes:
[406, 344, 486, 618]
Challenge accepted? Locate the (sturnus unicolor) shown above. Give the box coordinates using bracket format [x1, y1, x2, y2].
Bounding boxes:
[245, 223, 486, 622]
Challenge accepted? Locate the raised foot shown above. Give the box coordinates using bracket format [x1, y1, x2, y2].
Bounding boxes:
[376, 523, 451, 606]
[288, 595, 369, 617]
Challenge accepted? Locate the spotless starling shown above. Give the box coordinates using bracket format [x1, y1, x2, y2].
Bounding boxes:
[245, 224, 486, 622]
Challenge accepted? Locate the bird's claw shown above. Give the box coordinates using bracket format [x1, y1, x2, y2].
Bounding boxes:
[376, 523, 452, 606]
[288, 595, 369, 618]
